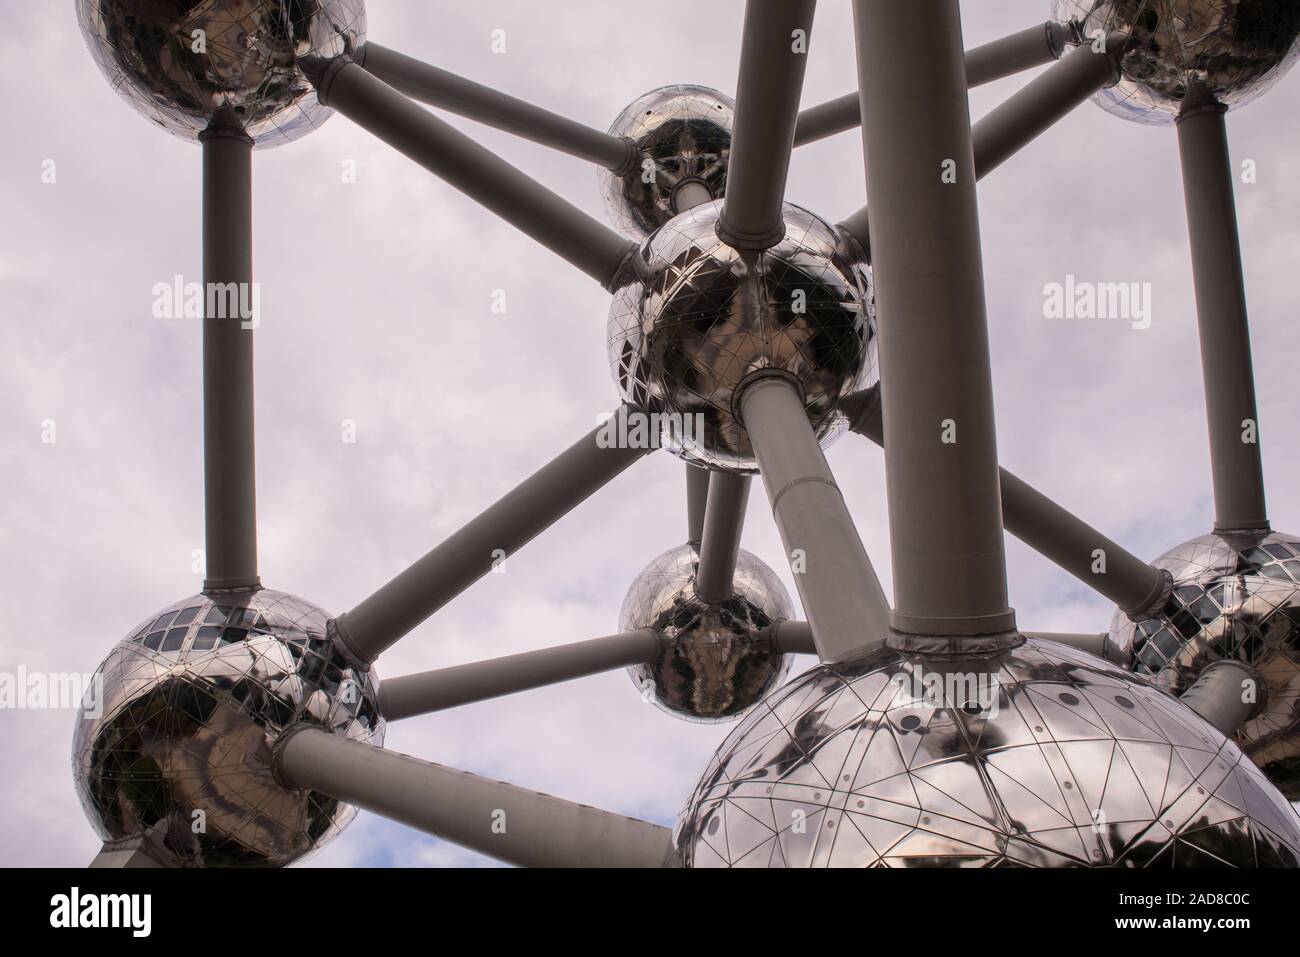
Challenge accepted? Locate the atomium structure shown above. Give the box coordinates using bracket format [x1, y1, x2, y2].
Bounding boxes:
[73, 0, 1300, 868]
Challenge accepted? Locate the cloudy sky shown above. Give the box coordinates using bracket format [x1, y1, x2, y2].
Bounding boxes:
[2, 0, 1298, 867]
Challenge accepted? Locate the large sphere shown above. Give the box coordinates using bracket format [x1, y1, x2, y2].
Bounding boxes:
[1109, 531, 1300, 800]
[676, 637, 1300, 866]
[73, 589, 384, 867]
[599, 85, 734, 237]
[620, 544, 795, 722]
[75, 0, 367, 146]
[1052, 0, 1300, 124]
[607, 201, 876, 473]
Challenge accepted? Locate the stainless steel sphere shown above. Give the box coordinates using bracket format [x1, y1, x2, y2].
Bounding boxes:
[599, 85, 734, 237]
[1109, 531, 1300, 800]
[1052, 0, 1300, 124]
[676, 637, 1300, 866]
[75, 0, 367, 146]
[620, 543, 795, 722]
[72, 589, 384, 867]
[607, 201, 876, 473]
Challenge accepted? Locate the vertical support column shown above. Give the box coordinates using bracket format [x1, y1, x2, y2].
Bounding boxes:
[853, 0, 1015, 640]
[1177, 84, 1268, 534]
[686, 464, 710, 548]
[200, 116, 260, 591]
[694, 472, 750, 603]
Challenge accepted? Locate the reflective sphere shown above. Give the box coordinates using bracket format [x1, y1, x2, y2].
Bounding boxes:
[599, 85, 734, 237]
[1052, 0, 1300, 124]
[676, 637, 1300, 866]
[607, 202, 876, 473]
[620, 544, 795, 722]
[73, 589, 384, 867]
[1109, 531, 1300, 799]
[75, 0, 367, 147]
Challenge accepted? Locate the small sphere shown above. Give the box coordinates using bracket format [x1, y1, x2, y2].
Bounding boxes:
[73, 589, 384, 867]
[607, 201, 876, 473]
[75, 0, 367, 147]
[1109, 531, 1300, 799]
[676, 637, 1300, 866]
[1052, 0, 1300, 124]
[620, 543, 795, 722]
[598, 85, 735, 237]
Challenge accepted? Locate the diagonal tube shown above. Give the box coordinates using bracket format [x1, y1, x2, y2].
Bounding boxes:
[971, 37, 1121, 178]
[200, 116, 260, 592]
[1179, 660, 1263, 737]
[1177, 83, 1269, 533]
[354, 42, 636, 171]
[275, 728, 674, 868]
[838, 37, 1120, 254]
[378, 630, 661, 721]
[740, 373, 890, 660]
[794, 20, 1074, 146]
[717, 0, 817, 250]
[309, 56, 635, 290]
[334, 406, 654, 665]
[853, 0, 1014, 640]
[844, 386, 1170, 619]
[694, 472, 751, 603]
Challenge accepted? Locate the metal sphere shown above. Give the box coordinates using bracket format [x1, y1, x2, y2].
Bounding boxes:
[1108, 531, 1300, 800]
[598, 85, 734, 237]
[676, 637, 1300, 866]
[1052, 0, 1300, 124]
[619, 543, 795, 722]
[607, 201, 876, 473]
[72, 589, 384, 867]
[75, 0, 367, 147]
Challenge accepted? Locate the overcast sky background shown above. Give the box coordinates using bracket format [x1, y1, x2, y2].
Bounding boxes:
[2, 0, 1298, 867]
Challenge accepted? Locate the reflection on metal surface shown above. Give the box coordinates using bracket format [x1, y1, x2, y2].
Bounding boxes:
[73, 590, 383, 867]
[75, 0, 367, 146]
[1053, 0, 1300, 123]
[620, 543, 793, 722]
[676, 637, 1300, 866]
[607, 201, 876, 473]
[1110, 531, 1300, 799]
[599, 85, 734, 237]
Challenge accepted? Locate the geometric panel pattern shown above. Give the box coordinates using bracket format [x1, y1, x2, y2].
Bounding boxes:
[1052, 0, 1300, 125]
[598, 84, 735, 237]
[675, 637, 1300, 866]
[1109, 531, 1300, 799]
[72, 590, 384, 867]
[619, 543, 794, 723]
[607, 201, 876, 473]
[75, 0, 367, 147]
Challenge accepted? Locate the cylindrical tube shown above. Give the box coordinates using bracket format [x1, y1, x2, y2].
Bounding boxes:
[741, 373, 890, 660]
[853, 0, 1014, 638]
[1180, 660, 1262, 737]
[718, 0, 816, 249]
[356, 42, 635, 171]
[276, 729, 673, 868]
[314, 58, 635, 290]
[336, 407, 652, 664]
[200, 118, 259, 591]
[379, 630, 660, 720]
[694, 472, 750, 603]
[1177, 87, 1269, 533]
